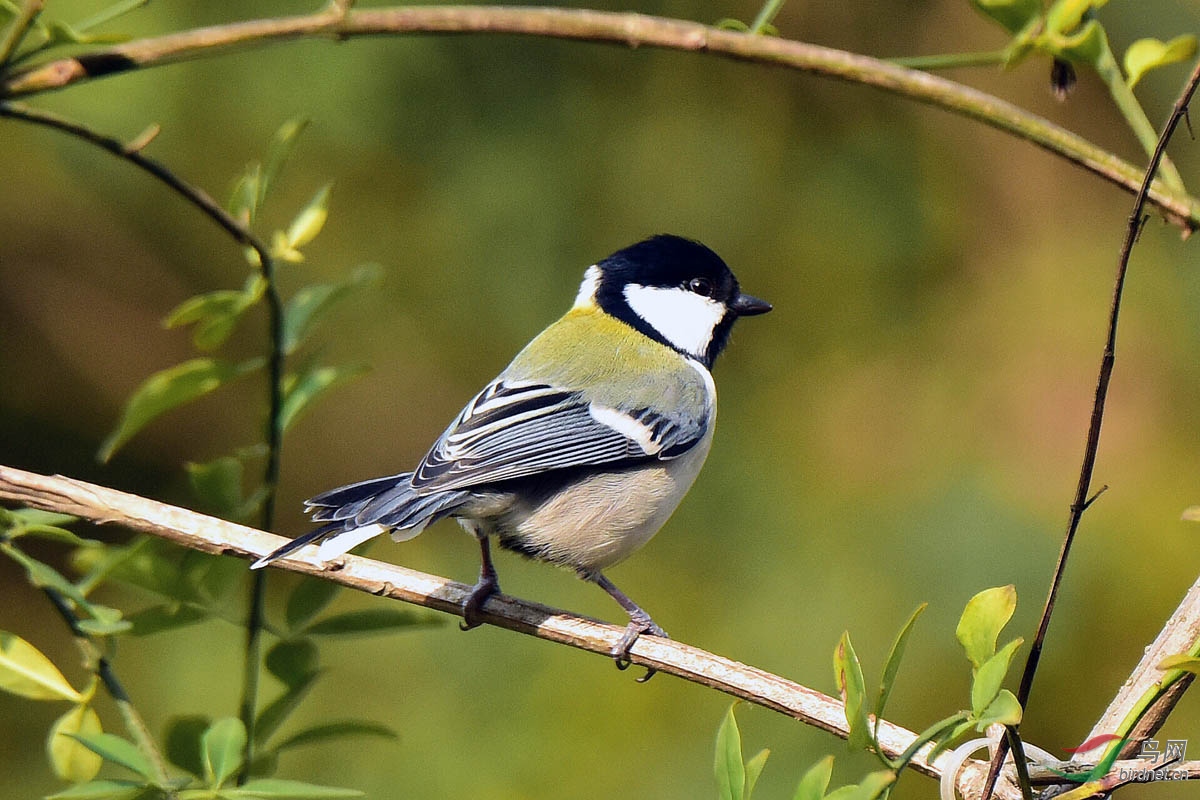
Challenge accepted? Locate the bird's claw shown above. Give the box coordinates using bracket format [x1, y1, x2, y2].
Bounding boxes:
[611, 617, 668, 682]
[460, 576, 500, 631]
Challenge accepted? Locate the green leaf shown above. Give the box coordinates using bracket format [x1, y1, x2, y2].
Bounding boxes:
[77, 538, 187, 600]
[43, 21, 127, 47]
[280, 364, 368, 432]
[285, 578, 341, 633]
[284, 183, 333, 251]
[48, 704, 104, 782]
[1044, 0, 1108, 37]
[971, 637, 1024, 716]
[99, 357, 264, 462]
[274, 721, 397, 752]
[75, 611, 133, 638]
[875, 603, 926, 727]
[165, 714, 211, 777]
[163, 276, 266, 351]
[793, 755, 834, 800]
[201, 717, 247, 788]
[974, 689, 1023, 729]
[833, 632, 871, 751]
[3, 508, 80, 537]
[181, 548, 246, 602]
[259, 118, 311, 211]
[928, 718, 979, 762]
[304, 608, 438, 636]
[186, 457, 247, 519]
[73, 0, 152, 34]
[229, 166, 262, 226]
[839, 770, 896, 800]
[282, 263, 382, 354]
[220, 778, 364, 799]
[255, 672, 319, 745]
[265, 639, 319, 688]
[715, 705, 746, 800]
[1053, 19, 1109, 66]
[969, 0, 1043, 35]
[1125, 35, 1198, 88]
[126, 603, 209, 636]
[1158, 654, 1200, 673]
[45, 780, 148, 800]
[956, 585, 1016, 670]
[744, 748, 769, 800]
[0, 630, 82, 701]
[67, 732, 156, 780]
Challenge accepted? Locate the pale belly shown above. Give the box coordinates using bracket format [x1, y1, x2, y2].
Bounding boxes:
[459, 430, 713, 571]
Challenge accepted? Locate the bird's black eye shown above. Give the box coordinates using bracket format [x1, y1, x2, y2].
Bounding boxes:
[688, 277, 713, 297]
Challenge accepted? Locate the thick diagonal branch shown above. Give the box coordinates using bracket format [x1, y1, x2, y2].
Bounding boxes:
[0, 463, 986, 786]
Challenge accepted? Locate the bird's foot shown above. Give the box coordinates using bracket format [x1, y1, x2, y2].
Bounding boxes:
[612, 612, 668, 683]
[460, 574, 500, 631]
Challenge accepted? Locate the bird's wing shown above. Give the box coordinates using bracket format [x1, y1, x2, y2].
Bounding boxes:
[410, 379, 708, 493]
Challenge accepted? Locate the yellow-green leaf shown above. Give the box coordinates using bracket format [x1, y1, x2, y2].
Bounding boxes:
[833, 632, 870, 751]
[745, 748, 770, 799]
[971, 637, 1024, 715]
[792, 755, 834, 800]
[280, 364, 368, 432]
[99, 357, 263, 462]
[285, 183, 332, 250]
[0, 631, 82, 701]
[163, 275, 265, 351]
[956, 585, 1016, 670]
[715, 705, 746, 800]
[1125, 35, 1199, 89]
[259, 118, 311, 210]
[282, 263, 382, 354]
[975, 689, 1023, 729]
[202, 717, 247, 788]
[48, 704, 104, 782]
[45, 779, 147, 800]
[1053, 19, 1109, 66]
[221, 778, 364, 798]
[969, 0, 1043, 35]
[1158, 654, 1200, 673]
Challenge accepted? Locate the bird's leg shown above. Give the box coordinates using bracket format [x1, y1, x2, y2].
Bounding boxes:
[461, 535, 500, 631]
[585, 570, 668, 682]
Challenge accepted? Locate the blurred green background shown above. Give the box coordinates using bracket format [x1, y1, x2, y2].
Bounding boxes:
[4, 1, 1200, 797]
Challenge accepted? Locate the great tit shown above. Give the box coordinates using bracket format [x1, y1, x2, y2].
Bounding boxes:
[253, 235, 770, 670]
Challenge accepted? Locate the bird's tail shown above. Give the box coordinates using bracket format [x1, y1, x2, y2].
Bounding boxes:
[250, 472, 469, 569]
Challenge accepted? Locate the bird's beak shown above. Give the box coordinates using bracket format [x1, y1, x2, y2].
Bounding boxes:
[731, 292, 772, 316]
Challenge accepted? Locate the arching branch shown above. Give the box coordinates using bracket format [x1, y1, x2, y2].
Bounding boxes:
[1, 5, 1197, 230]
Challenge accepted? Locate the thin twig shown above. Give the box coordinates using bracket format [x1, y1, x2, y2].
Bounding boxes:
[981, 56, 1200, 800]
[40, 587, 176, 795]
[0, 5, 1196, 230]
[0, 100, 286, 788]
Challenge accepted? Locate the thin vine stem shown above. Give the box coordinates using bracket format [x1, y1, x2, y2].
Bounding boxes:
[0, 5, 1196, 230]
[0, 100, 286, 789]
[40, 587, 176, 795]
[980, 55, 1200, 800]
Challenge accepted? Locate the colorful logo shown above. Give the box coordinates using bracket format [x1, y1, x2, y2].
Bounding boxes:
[1049, 734, 1128, 783]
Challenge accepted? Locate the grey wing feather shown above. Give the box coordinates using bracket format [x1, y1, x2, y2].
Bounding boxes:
[411, 379, 707, 493]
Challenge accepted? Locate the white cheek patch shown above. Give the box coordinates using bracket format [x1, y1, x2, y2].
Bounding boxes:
[623, 283, 727, 359]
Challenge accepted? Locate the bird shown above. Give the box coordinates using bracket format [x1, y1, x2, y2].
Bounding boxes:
[252, 234, 771, 674]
